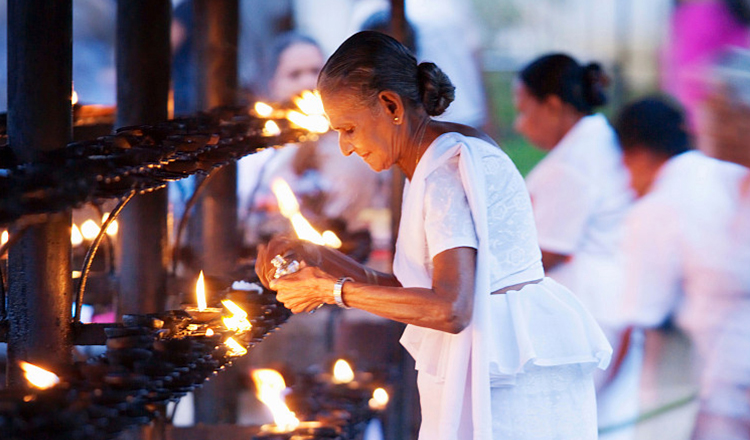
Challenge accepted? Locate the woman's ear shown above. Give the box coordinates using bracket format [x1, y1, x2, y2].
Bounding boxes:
[543, 95, 564, 115]
[378, 91, 405, 124]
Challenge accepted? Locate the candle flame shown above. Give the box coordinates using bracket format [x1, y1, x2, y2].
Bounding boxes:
[20, 362, 60, 389]
[206, 328, 214, 337]
[71, 224, 83, 246]
[101, 213, 119, 237]
[285, 110, 329, 134]
[251, 369, 300, 432]
[224, 337, 248, 357]
[271, 178, 342, 249]
[293, 90, 326, 115]
[254, 101, 274, 118]
[369, 387, 389, 410]
[196, 271, 207, 311]
[263, 120, 281, 137]
[81, 219, 100, 241]
[332, 359, 355, 384]
[72, 90, 79, 105]
[1, 230, 8, 246]
[221, 299, 252, 333]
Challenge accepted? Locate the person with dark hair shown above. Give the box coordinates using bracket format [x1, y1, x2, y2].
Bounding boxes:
[255, 31, 611, 440]
[514, 53, 638, 437]
[616, 95, 750, 440]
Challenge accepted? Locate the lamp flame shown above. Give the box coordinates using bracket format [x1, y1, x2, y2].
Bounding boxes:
[101, 213, 119, 237]
[369, 387, 389, 410]
[224, 337, 248, 357]
[286, 90, 329, 134]
[251, 369, 300, 432]
[254, 101, 274, 118]
[196, 271, 207, 311]
[206, 328, 214, 337]
[332, 359, 355, 384]
[72, 90, 79, 105]
[80, 219, 100, 240]
[20, 362, 60, 390]
[1, 230, 8, 246]
[263, 120, 281, 137]
[71, 224, 83, 246]
[221, 299, 252, 333]
[271, 178, 342, 249]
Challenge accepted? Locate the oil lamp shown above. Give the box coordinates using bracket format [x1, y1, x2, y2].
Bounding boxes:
[183, 270, 223, 324]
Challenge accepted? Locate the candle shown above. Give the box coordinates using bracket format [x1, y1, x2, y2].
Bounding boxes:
[183, 271, 223, 324]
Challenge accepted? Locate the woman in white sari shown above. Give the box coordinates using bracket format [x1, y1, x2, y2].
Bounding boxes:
[255, 31, 611, 440]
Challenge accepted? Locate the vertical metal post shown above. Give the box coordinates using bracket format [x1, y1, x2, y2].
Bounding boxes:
[191, 0, 241, 424]
[6, 0, 73, 385]
[191, 0, 240, 277]
[115, 0, 171, 316]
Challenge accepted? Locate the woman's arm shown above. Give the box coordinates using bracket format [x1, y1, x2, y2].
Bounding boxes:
[270, 246, 477, 334]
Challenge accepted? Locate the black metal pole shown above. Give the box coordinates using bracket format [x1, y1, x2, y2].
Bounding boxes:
[190, 0, 240, 277]
[115, 0, 171, 317]
[191, 0, 241, 425]
[6, 0, 73, 385]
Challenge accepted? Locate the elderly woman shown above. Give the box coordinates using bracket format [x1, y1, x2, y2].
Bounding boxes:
[255, 31, 611, 440]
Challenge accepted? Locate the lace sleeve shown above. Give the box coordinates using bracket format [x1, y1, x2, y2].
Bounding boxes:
[423, 156, 478, 261]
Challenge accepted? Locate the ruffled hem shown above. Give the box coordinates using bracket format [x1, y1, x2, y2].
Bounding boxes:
[400, 277, 612, 384]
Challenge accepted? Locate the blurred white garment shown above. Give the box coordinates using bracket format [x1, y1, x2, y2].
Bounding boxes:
[525, 113, 636, 437]
[525, 113, 634, 329]
[622, 151, 750, 437]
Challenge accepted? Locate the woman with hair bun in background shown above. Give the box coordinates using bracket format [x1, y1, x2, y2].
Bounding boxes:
[255, 32, 611, 440]
[514, 53, 639, 438]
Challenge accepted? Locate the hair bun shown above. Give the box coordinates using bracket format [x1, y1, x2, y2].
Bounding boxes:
[582, 62, 609, 107]
[417, 62, 455, 116]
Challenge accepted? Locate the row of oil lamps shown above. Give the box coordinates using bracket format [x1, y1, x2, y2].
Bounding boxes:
[1, 271, 389, 440]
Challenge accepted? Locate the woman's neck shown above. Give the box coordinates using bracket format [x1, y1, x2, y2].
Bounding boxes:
[397, 116, 433, 180]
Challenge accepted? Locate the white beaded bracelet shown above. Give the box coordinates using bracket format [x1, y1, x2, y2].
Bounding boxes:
[333, 277, 354, 309]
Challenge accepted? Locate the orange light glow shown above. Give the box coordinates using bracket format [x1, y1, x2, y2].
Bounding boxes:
[369, 387, 389, 410]
[221, 299, 252, 333]
[224, 337, 248, 357]
[332, 359, 355, 384]
[101, 213, 119, 237]
[80, 219, 100, 241]
[254, 101, 274, 118]
[1, 230, 8, 246]
[271, 178, 342, 249]
[251, 369, 300, 432]
[71, 224, 83, 246]
[206, 328, 214, 337]
[196, 271, 207, 311]
[263, 120, 282, 137]
[72, 90, 79, 105]
[20, 362, 60, 390]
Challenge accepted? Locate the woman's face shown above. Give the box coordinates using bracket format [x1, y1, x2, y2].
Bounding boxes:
[512, 80, 562, 151]
[269, 42, 325, 102]
[321, 91, 397, 172]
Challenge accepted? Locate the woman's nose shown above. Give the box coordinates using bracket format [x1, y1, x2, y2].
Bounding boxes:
[339, 137, 354, 156]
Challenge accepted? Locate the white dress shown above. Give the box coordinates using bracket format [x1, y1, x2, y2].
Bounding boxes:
[394, 132, 612, 440]
[622, 151, 750, 439]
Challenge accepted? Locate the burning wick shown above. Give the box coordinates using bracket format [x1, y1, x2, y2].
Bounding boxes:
[221, 299, 252, 333]
[287, 90, 329, 134]
[206, 328, 214, 337]
[252, 369, 300, 432]
[196, 271, 207, 311]
[332, 359, 355, 385]
[1, 230, 8, 246]
[72, 90, 79, 106]
[224, 337, 248, 357]
[20, 362, 60, 390]
[369, 387, 389, 411]
[101, 212, 119, 237]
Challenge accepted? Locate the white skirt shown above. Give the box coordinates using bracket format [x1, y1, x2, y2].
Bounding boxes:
[417, 363, 598, 440]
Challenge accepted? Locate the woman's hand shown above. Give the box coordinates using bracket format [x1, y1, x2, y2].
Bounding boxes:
[270, 266, 337, 314]
[254, 235, 322, 289]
